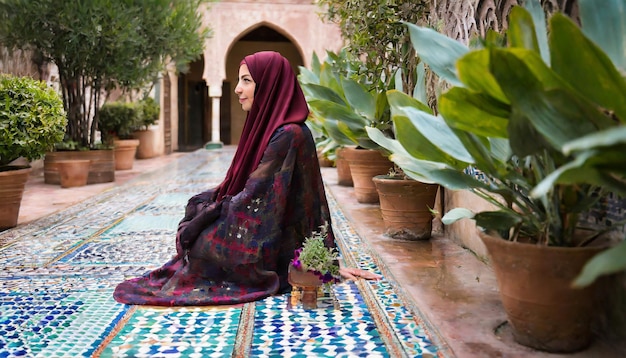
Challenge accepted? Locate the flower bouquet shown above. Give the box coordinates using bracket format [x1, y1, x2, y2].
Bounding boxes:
[288, 224, 340, 308]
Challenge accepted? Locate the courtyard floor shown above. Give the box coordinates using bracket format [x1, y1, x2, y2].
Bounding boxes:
[1, 147, 623, 357]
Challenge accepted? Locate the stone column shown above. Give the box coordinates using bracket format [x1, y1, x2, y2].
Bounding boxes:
[205, 84, 223, 149]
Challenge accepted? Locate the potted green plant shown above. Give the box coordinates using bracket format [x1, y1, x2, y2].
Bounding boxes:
[99, 101, 141, 170]
[133, 96, 160, 159]
[288, 223, 340, 309]
[368, 0, 625, 352]
[299, 50, 394, 203]
[0, 74, 66, 229]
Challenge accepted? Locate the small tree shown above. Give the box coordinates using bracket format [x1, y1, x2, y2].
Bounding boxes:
[316, 0, 429, 95]
[0, 0, 212, 148]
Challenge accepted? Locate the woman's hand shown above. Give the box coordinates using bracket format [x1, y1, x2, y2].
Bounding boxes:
[339, 267, 382, 281]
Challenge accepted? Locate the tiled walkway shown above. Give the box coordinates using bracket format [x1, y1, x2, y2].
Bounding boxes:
[0, 148, 449, 357]
[3, 148, 624, 357]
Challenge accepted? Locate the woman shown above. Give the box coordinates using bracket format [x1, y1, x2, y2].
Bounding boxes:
[114, 51, 377, 306]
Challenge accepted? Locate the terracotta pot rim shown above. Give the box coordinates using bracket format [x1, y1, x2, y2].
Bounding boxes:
[0, 165, 32, 173]
[479, 231, 609, 252]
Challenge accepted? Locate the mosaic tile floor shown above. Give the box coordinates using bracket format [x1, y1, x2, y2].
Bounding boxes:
[0, 149, 450, 358]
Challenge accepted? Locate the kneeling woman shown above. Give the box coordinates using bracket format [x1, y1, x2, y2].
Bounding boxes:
[114, 51, 378, 306]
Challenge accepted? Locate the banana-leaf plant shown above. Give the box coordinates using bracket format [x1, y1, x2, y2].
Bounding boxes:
[368, 0, 626, 266]
[298, 49, 393, 151]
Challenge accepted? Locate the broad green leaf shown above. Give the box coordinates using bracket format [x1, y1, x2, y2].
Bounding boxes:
[319, 63, 343, 96]
[301, 83, 346, 105]
[342, 78, 376, 120]
[573, 240, 626, 288]
[474, 210, 523, 231]
[550, 13, 626, 122]
[310, 99, 367, 146]
[442, 207, 475, 225]
[508, 104, 553, 157]
[523, 89, 612, 151]
[456, 50, 508, 103]
[579, 0, 626, 72]
[366, 127, 411, 158]
[404, 22, 468, 87]
[507, 6, 540, 53]
[298, 66, 319, 85]
[439, 87, 509, 138]
[413, 62, 427, 104]
[517, 0, 550, 63]
[563, 126, 626, 154]
[396, 107, 473, 165]
[311, 51, 321, 76]
[387, 89, 431, 114]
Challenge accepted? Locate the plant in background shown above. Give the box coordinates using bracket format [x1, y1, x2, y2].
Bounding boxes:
[0, 0, 212, 149]
[290, 223, 341, 285]
[136, 97, 160, 131]
[0, 74, 66, 168]
[316, 0, 429, 95]
[98, 102, 140, 145]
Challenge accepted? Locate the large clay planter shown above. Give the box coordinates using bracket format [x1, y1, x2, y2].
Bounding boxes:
[480, 232, 606, 353]
[114, 139, 140, 170]
[342, 147, 393, 203]
[373, 176, 439, 240]
[335, 147, 353, 187]
[0, 166, 31, 230]
[57, 160, 91, 188]
[133, 130, 158, 159]
[288, 264, 323, 309]
[44, 150, 115, 184]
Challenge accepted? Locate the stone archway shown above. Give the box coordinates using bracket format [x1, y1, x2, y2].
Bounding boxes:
[223, 24, 304, 145]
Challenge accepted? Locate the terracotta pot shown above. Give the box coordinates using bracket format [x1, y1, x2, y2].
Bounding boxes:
[342, 147, 392, 203]
[44, 150, 115, 184]
[373, 176, 439, 240]
[113, 139, 140, 170]
[480, 231, 606, 353]
[288, 264, 323, 309]
[57, 160, 91, 188]
[317, 149, 334, 168]
[133, 130, 158, 159]
[335, 147, 353, 187]
[0, 166, 31, 230]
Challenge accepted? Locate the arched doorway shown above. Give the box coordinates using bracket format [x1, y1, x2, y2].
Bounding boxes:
[177, 57, 209, 152]
[224, 25, 304, 145]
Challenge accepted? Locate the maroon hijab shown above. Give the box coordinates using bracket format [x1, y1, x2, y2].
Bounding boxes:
[216, 51, 309, 201]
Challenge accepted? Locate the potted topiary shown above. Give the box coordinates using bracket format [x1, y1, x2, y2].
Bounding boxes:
[99, 101, 141, 170]
[369, 0, 625, 352]
[133, 96, 160, 159]
[0, 74, 66, 229]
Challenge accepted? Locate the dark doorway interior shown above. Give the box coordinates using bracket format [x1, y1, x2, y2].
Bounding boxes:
[177, 63, 209, 152]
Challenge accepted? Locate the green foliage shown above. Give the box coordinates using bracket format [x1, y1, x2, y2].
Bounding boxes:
[136, 97, 160, 131]
[369, 0, 626, 255]
[317, 0, 429, 94]
[294, 223, 340, 281]
[98, 102, 140, 143]
[299, 50, 392, 151]
[0, 74, 66, 167]
[0, 0, 211, 147]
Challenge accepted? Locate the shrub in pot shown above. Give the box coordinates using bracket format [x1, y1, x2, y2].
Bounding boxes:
[99, 101, 140, 170]
[369, 0, 625, 352]
[133, 97, 160, 159]
[0, 74, 66, 229]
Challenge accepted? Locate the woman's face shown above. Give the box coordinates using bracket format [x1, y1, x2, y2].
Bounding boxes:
[235, 64, 256, 112]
